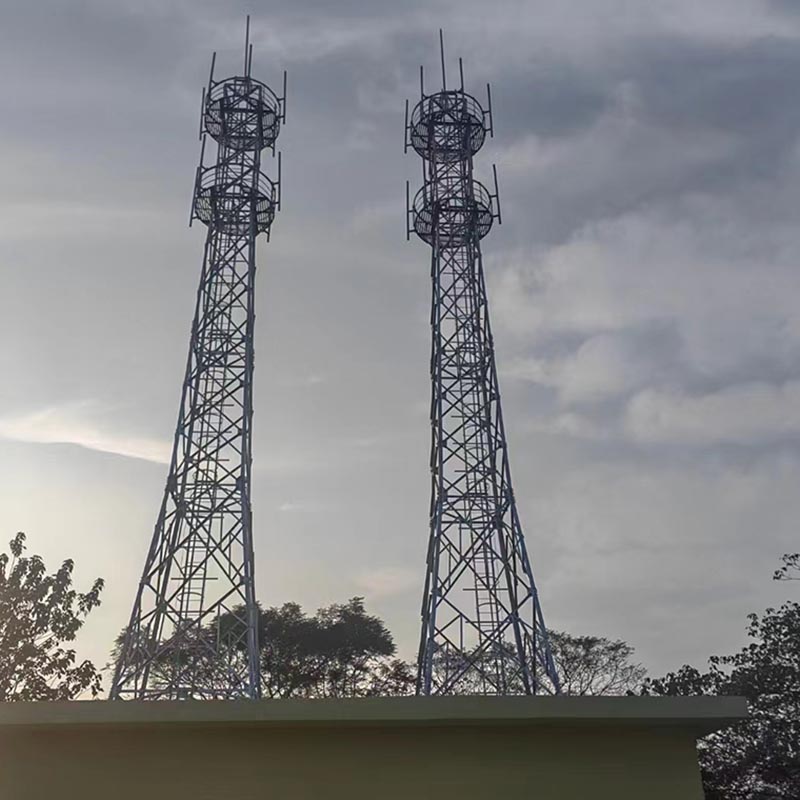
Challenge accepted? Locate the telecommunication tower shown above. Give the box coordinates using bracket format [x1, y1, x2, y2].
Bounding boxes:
[111, 22, 285, 699]
[405, 33, 560, 695]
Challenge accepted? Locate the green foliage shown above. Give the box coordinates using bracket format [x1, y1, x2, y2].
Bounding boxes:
[116, 603, 651, 699]
[113, 597, 415, 698]
[258, 597, 411, 698]
[644, 564, 800, 799]
[548, 630, 647, 695]
[774, 553, 799, 582]
[417, 630, 645, 695]
[0, 532, 104, 700]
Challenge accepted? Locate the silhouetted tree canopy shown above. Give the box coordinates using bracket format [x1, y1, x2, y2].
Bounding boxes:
[548, 630, 647, 695]
[420, 632, 642, 696]
[114, 605, 653, 699]
[643, 556, 800, 799]
[0, 532, 104, 700]
[774, 553, 799, 582]
[256, 597, 413, 697]
[112, 597, 414, 698]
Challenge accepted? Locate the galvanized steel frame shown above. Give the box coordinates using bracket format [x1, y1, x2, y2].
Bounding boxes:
[406, 34, 560, 696]
[111, 24, 285, 700]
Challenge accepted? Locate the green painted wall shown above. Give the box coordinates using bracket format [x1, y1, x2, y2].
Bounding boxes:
[1, 723, 704, 799]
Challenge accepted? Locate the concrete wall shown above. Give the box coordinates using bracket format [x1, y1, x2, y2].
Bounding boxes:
[0, 696, 746, 800]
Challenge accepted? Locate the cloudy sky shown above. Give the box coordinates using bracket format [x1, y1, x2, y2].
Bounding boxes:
[1, 0, 799, 686]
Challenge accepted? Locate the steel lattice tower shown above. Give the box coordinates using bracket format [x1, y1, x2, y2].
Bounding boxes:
[111, 25, 285, 700]
[405, 34, 560, 696]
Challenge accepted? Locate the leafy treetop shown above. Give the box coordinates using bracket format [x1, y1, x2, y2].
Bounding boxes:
[0, 532, 104, 701]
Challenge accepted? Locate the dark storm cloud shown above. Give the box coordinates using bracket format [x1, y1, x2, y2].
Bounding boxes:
[495, 64, 611, 141]
[624, 35, 800, 176]
[767, 0, 800, 14]
[493, 32, 800, 246]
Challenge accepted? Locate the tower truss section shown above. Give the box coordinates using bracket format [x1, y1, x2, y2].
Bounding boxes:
[405, 35, 560, 696]
[111, 28, 286, 700]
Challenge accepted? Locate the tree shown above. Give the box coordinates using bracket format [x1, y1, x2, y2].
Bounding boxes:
[0, 532, 104, 700]
[774, 553, 799, 582]
[419, 630, 646, 696]
[112, 597, 415, 698]
[112, 602, 649, 700]
[644, 559, 800, 799]
[548, 630, 647, 695]
[259, 597, 412, 698]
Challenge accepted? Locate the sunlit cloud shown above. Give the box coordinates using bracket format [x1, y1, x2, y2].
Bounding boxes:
[625, 382, 800, 446]
[0, 405, 171, 464]
[521, 411, 610, 441]
[276, 501, 331, 513]
[355, 566, 419, 598]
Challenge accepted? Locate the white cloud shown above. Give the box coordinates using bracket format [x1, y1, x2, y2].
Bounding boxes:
[625, 382, 800, 445]
[522, 411, 610, 441]
[440, 0, 799, 65]
[275, 500, 333, 513]
[491, 205, 800, 379]
[246, 11, 423, 64]
[350, 198, 399, 235]
[277, 373, 327, 388]
[0, 201, 161, 242]
[355, 566, 419, 599]
[503, 332, 660, 404]
[496, 90, 739, 192]
[0, 404, 171, 464]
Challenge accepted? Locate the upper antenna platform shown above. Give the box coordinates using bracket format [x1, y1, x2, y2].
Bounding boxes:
[200, 16, 287, 152]
[204, 76, 283, 151]
[404, 29, 494, 163]
[408, 91, 487, 162]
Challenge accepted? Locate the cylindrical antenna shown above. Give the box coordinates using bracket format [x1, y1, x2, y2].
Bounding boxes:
[208, 52, 217, 88]
[244, 16, 251, 76]
[459, 58, 464, 92]
[277, 151, 282, 211]
[247, 44, 254, 77]
[189, 134, 207, 227]
[439, 29, 447, 91]
[405, 180, 411, 241]
[419, 64, 424, 98]
[492, 163, 502, 224]
[189, 168, 197, 227]
[199, 86, 206, 140]
[486, 83, 494, 137]
[281, 71, 288, 121]
[404, 98, 410, 153]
